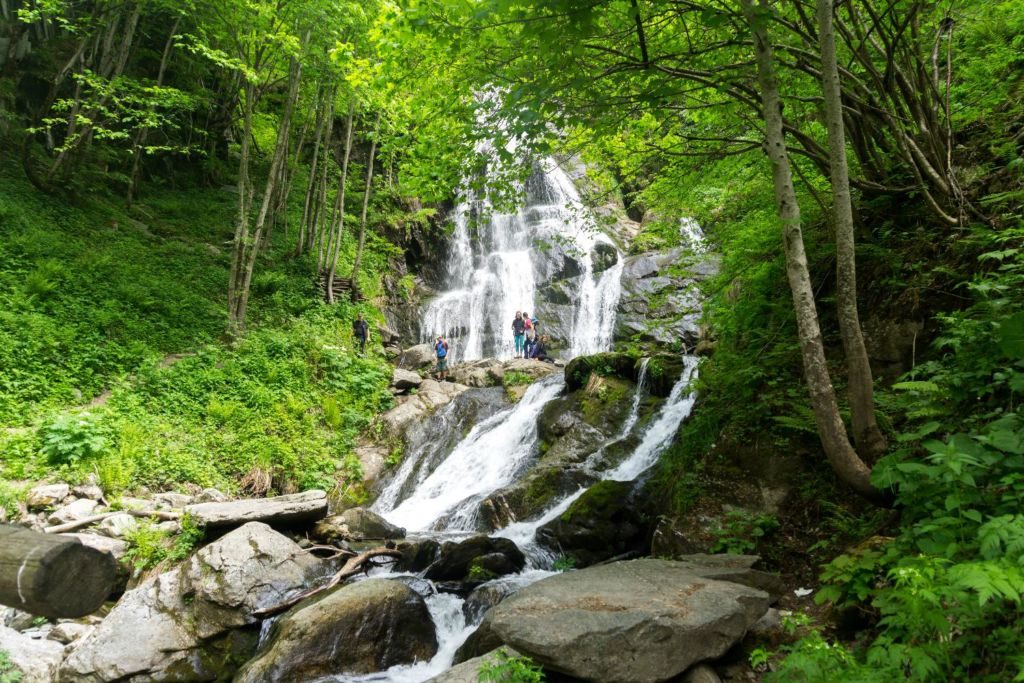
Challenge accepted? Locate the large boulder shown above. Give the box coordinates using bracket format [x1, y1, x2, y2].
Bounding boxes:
[234, 579, 437, 682]
[564, 353, 638, 391]
[61, 522, 320, 682]
[671, 553, 785, 604]
[379, 380, 469, 437]
[47, 498, 100, 525]
[536, 480, 648, 567]
[313, 508, 406, 543]
[184, 490, 328, 529]
[0, 624, 65, 682]
[397, 343, 436, 370]
[470, 558, 770, 682]
[424, 535, 526, 582]
[392, 368, 423, 392]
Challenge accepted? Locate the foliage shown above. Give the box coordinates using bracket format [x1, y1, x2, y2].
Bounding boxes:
[0, 650, 22, 683]
[552, 555, 577, 572]
[478, 649, 545, 683]
[502, 371, 533, 388]
[709, 509, 779, 555]
[38, 413, 107, 467]
[123, 521, 171, 572]
[0, 481, 26, 520]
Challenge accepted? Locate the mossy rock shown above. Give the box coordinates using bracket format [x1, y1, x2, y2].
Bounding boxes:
[564, 352, 637, 391]
[643, 354, 687, 398]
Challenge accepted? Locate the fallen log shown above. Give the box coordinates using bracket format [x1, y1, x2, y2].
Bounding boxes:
[185, 490, 328, 529]
[0, 524, 117, 618]
[43, 508, 182, 534]
[252, 547, 401, 618]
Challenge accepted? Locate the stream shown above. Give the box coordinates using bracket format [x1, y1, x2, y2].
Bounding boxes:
[330, 161, 703, 681]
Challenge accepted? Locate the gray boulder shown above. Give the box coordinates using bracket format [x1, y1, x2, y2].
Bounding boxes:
[26, 483, 70, 510]
[397, 343, 436, 370]
[473, 558, 770, 682]
[671, 553, 785, 604]
[234, 579, 437, 682]
[49, 621, 94, 645]
[72, 485, 104, 501]
[0, 624, 65, 682]
[61, 522, 320, 682]
[154, 492, 193, 509]
[536, 480, 647, 567]
[313, 508, 405, 543]
[392, 368, 424, 391]
[185, 489, 328, 529]
[47, 498, 99, 525]
[379, 380, 469, 437]
[95, 512, 137, 538]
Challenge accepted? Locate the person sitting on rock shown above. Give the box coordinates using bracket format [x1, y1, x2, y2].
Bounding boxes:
[434, 335, 450, 381]
[532, 335, 553, 363]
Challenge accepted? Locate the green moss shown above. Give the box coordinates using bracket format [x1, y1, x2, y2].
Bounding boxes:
[560, 480, 630, 524]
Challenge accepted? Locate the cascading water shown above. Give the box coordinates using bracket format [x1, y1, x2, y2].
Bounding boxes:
[420, 158, 623, 363]
[382, 376, 564, 533]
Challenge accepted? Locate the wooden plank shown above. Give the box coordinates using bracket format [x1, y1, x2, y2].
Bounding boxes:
[0, 524, 117, 618]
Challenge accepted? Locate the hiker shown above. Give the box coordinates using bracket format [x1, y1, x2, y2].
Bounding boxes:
[523, 311, 536, 358]
[511, 311, 526, 358]
[434, 335, 450, 381]
[532, 335, 553, 363]
[352, 313, 369, 355]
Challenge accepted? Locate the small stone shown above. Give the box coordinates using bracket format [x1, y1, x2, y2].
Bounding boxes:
[156, 520, 180, 534]
[97, 512, 139, 538]
[2, 608, 36, 631]
[154, 492, 193, 509]
[118, 496, 156, 512]
[47, 498, 99, 525]
[73, 484, 105, 501]
[26, 483, 70, 510]
[750, 608, 781, 637]
[681, 664, 722, 683]
[197, 488, 228, 503]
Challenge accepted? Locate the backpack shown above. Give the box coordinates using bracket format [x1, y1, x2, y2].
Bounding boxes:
[435, 340, 448, 358]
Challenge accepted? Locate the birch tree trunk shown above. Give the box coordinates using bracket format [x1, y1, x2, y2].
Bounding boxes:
[816, 0, 888, 459]
[740, 0, 880, 501]
[349, 115, 380, 302]
[329, 102, 362, 305]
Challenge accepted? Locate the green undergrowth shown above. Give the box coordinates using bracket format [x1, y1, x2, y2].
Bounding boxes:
[0, 157, 401, 499]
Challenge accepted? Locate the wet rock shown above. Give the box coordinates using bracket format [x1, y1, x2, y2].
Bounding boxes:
[61, 522, 319, 681]
[396, 539, 440, 572]
[96, 512, 138, 538]
[313, 508, 405, 543]
[397, 343, 436, 370]
[425, 535, 526, 582]
[448, 358, 504, 388]
[0, 624, 64, 682]
[47, 498, 99, 525]
[476, 558, 770, 682]
[564, 352, 638, 391]
[26, 483, 70, 510]
[379, 380, 469, 437]
[234, 579, 437, 682]
[650, 517, 701, 558]
[462, 582, 520, 623]
[354, 443, 390, 485]
[185, 489, 328, 529]
[392, 368, 424, 391]
[536, 480, 648, 567]
[591, 242, 619, 274]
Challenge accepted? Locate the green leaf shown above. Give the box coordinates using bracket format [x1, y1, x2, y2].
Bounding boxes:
[999, 312, 1024, 358]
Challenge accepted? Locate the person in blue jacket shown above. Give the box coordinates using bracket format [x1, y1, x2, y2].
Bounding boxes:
[434, 335, 450, 381]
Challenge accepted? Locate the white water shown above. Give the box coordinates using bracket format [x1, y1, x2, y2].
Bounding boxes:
[607, 356, 700, 481]
[384, 377, 564, 532]
[420, 159, 623, 363]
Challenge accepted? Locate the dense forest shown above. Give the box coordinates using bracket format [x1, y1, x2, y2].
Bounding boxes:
[1, 0, 1023, 681]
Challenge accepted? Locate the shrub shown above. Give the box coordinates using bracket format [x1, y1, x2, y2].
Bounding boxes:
[38, 413, 107, 467]
[479, 649, 545, 683]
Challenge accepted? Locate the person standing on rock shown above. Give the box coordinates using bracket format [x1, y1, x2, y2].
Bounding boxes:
[434, 335, 450, 381]
[512, 311, 526, 358]
[353, 313, 369, 355]
[523, 311, 536, 358]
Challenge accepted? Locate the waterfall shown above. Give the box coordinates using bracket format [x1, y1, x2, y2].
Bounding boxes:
[419, 158, 623, 362]
[383, 376, 564, 532]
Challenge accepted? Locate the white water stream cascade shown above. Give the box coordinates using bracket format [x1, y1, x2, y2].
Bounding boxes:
[420, 158, 623, 362]
[328, 170, 705, 681]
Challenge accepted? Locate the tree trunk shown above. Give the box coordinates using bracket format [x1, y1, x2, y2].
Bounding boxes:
[740, 0, 880, 502]
[816, 0, 887, 459]
[325, 100, 356, 303]
[349, 114, 380, 302]
[0, 525, 117, 618]
[227, 80, 256, 335]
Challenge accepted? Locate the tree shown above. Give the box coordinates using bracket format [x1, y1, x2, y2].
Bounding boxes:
[739, 0, 878, 500]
